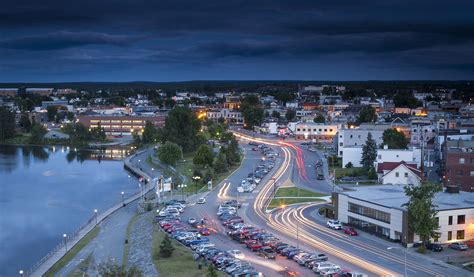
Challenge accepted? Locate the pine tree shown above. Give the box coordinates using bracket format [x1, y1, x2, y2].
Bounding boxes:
[206, 264, 218, 277]
[214, 151, 228, 174]
[361, 132, 377, 169]
[159, 235, 175, 258]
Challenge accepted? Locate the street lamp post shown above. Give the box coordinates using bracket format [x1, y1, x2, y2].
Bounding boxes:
[94, 209, 98, 225]
[178, 184, 187, 201]
[121, 191, 125, 206]
[387, 246, 407, 276]
[63, 233, 68, 252]
[19, 270, 24, 277]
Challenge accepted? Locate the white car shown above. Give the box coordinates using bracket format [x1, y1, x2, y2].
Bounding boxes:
[187, 217, 198, 225]
[197, 198, 206, 204]
[327, 220, 342, 230]
[227, 249, 245, 259]
[312, 262, 340, 273]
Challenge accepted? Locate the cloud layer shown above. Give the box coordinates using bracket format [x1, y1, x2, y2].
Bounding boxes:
[0, 0, 473, 81]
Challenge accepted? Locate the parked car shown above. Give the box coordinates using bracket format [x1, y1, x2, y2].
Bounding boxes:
[312, 262, 340, 274]
[227, 249, 245, 259]
[198, 227, 211, 236]
[449, 242, 468, 251]
[342, 227, 358, 236]
[327, 220, 343, 230]
[197, 197, 206, 204]
[258, 246, 276, 259]
[187, 217, 198, 225]
[426, 242, 443, 252]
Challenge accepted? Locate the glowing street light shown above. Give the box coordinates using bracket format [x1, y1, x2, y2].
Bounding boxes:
[121, 191, 125, 206]
[94, 209, 98, 225]
[178, 184, 187, 201]
[63, 233, 68, 252]
[19, 270, 24, 277]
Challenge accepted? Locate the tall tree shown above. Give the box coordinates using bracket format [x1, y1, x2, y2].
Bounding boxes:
[214, 151, 228, 174]
[46, 106, 58, 122]
[357, 105, 377, 123]
[313, 114, 326, 123]
[240, 95, 264, 129]
[29, 124, 47, 142]
[0, 107, 16, 140]
[19, 113, 32, 132]
[285, 109, 296, 121]
[206, 264, 218, 277]
[361, 132, 377, 169]
[382, 129, 408, 149]
[157, 141, 183, 166]
[142, 121, 157, 144]
[162, 106, 201, 153]
[193, 144, 214, 167]
[271, 110, 281, 118]
[394, 93, 421, 109]
[403, 183, 442, 249]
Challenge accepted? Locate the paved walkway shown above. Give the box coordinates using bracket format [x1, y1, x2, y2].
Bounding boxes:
[56, 201, 138, 276]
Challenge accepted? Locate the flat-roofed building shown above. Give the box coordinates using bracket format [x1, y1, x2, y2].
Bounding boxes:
[295, 122, 340, 141]
[26, 88, 54, 96]
[334, 185, 474, 246]
[0, 88, 18, 97]
[78, 114, 165, 136]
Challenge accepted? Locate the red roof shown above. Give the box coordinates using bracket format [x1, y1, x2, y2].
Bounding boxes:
[377, 161, 422, 178]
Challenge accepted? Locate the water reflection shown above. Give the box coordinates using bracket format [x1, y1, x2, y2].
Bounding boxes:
[0, 145, 132, 170]
[0, 145, 138, 277]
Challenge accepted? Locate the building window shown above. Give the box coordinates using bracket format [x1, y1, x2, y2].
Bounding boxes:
[470, 158, 474, 164]
[459, 158, 465, 164]
[470, 171, 474, 177]
[448, 231, 452, 241]
[395, 172, 399, 177]
[330, 129, 333, 132]
[448, 216, 453, 225]
[378, 155, 381, 159]
[350, 135, 353, 139]
[457, 170, 463, 176]
[456, 230, 465, 240]
[339, 143, 343, 146]
[458, 215, 465, 224]
[339, 151, 343, 155]
[297, 128, 300, 131]
[348, 202, 390, 223]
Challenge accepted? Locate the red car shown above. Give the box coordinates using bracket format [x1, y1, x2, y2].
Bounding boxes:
[198, 228, 211, 236]
[342, 227, 358, 236]
[245, 240, 263, 251]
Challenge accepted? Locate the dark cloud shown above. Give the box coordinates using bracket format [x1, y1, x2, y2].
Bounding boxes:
[0, 0, 473, 81]
[0, 32, 142, 51]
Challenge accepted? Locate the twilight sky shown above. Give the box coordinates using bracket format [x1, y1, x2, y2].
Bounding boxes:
[1, 0, 473, 82]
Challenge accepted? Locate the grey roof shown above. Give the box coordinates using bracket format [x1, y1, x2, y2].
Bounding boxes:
[340, 185, 474, 211]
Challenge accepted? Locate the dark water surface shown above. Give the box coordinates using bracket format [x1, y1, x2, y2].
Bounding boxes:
[0, 145, 137, 276]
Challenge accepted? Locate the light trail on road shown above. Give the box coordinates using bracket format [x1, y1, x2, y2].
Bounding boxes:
[235, 131, 397, 276]
[293, 204, 443, 276]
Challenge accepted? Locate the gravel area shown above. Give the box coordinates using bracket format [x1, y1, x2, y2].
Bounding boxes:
[127, 211, 158, 276]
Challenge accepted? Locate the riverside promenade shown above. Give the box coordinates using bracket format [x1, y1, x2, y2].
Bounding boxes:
[28, 148, 155, 277]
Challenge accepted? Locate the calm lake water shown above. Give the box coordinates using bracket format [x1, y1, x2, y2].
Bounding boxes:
[0, 145, 138, 277]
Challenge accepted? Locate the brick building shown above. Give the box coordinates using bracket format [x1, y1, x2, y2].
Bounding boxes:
[444, 138, 474, 192]
[78, 114, 165, 136]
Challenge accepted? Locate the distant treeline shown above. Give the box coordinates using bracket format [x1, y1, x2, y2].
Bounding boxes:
[0, 80, 473, 95]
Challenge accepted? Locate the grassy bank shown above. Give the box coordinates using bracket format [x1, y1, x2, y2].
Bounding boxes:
[45, 226, 100, 277]
[148, 151, 243, 195]
[152, 228, 204, 277]
[275, 187, 328, 198]
[122, 213, 139, 266]
[268, 197, 324, 209]
[334, 167, 366, 179]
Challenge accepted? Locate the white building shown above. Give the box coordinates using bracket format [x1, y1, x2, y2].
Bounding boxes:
[376, 161, 422, 186]
[335, 185, 474, 246]
[337, 125, 390, 157]
[206, 109, 243, 124]
[294, 122, 340, 141]
[376, 146, 422, 168]
[341, 146, 363, 168]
